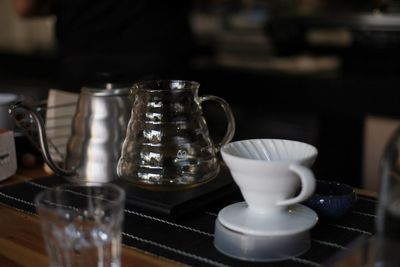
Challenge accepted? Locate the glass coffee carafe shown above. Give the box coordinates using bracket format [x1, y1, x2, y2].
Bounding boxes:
[117, 80, 235, 189]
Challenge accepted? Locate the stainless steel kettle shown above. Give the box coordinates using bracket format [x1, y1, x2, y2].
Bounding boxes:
[12, 83, 132, 183]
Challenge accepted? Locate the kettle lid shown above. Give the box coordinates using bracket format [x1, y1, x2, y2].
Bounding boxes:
[82, 83, 131, 96]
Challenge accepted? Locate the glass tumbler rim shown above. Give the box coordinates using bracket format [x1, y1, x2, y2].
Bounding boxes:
[34, 183, 125, 211]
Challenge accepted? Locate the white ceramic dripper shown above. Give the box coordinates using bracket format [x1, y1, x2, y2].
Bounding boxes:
[214, 139, 319, 261]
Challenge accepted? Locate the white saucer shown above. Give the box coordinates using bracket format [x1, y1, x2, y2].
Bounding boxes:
[218, 202, 318, 236]
[214, 219, 311, 262]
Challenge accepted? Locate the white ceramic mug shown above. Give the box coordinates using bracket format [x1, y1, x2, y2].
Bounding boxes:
[0, 129, 17, 181]
[0, 93, 18, 130]
[221, 139, 318, 214]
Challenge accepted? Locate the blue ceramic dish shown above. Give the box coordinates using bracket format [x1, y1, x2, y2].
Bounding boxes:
[304, 180, 356, 220]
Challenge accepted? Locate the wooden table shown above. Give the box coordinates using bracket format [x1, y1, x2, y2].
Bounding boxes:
[0, 165, 381, 267]
[0, 166, 181, 267]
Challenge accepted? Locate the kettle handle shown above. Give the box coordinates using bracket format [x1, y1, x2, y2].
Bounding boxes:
[199, 95, 235, 152]
[9, 101, 76, 177]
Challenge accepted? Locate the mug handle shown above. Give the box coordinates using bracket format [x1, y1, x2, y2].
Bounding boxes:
[199, 95, 235, 152]
[276, 164, 316, 206]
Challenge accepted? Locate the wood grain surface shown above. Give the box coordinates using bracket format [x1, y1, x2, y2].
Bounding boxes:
[1, 165, 378, 267]
[0, 166, 182, 267]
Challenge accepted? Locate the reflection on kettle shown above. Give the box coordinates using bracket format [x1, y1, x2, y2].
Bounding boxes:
[117, 80, 235, 189]
[10, 83, 132, 184]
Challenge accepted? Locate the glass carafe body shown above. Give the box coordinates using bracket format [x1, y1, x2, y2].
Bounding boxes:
[117, 80, 235, 189]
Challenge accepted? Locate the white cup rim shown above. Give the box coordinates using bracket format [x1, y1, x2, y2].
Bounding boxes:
[221, 138, 318, 164]
[0, 93, 18, 105]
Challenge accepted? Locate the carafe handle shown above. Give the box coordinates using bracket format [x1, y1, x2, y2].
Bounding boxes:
[9, 101, 76, 177]
[199, 95, 235, 152]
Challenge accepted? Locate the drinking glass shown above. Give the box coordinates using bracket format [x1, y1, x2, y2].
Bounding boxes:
[35, 184, 125, 267]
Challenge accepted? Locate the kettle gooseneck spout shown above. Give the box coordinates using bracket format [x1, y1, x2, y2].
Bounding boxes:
[9, 101, 76, 177]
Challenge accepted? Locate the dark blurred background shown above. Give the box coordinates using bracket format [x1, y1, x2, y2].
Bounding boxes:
[2, 0, 400, 190]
